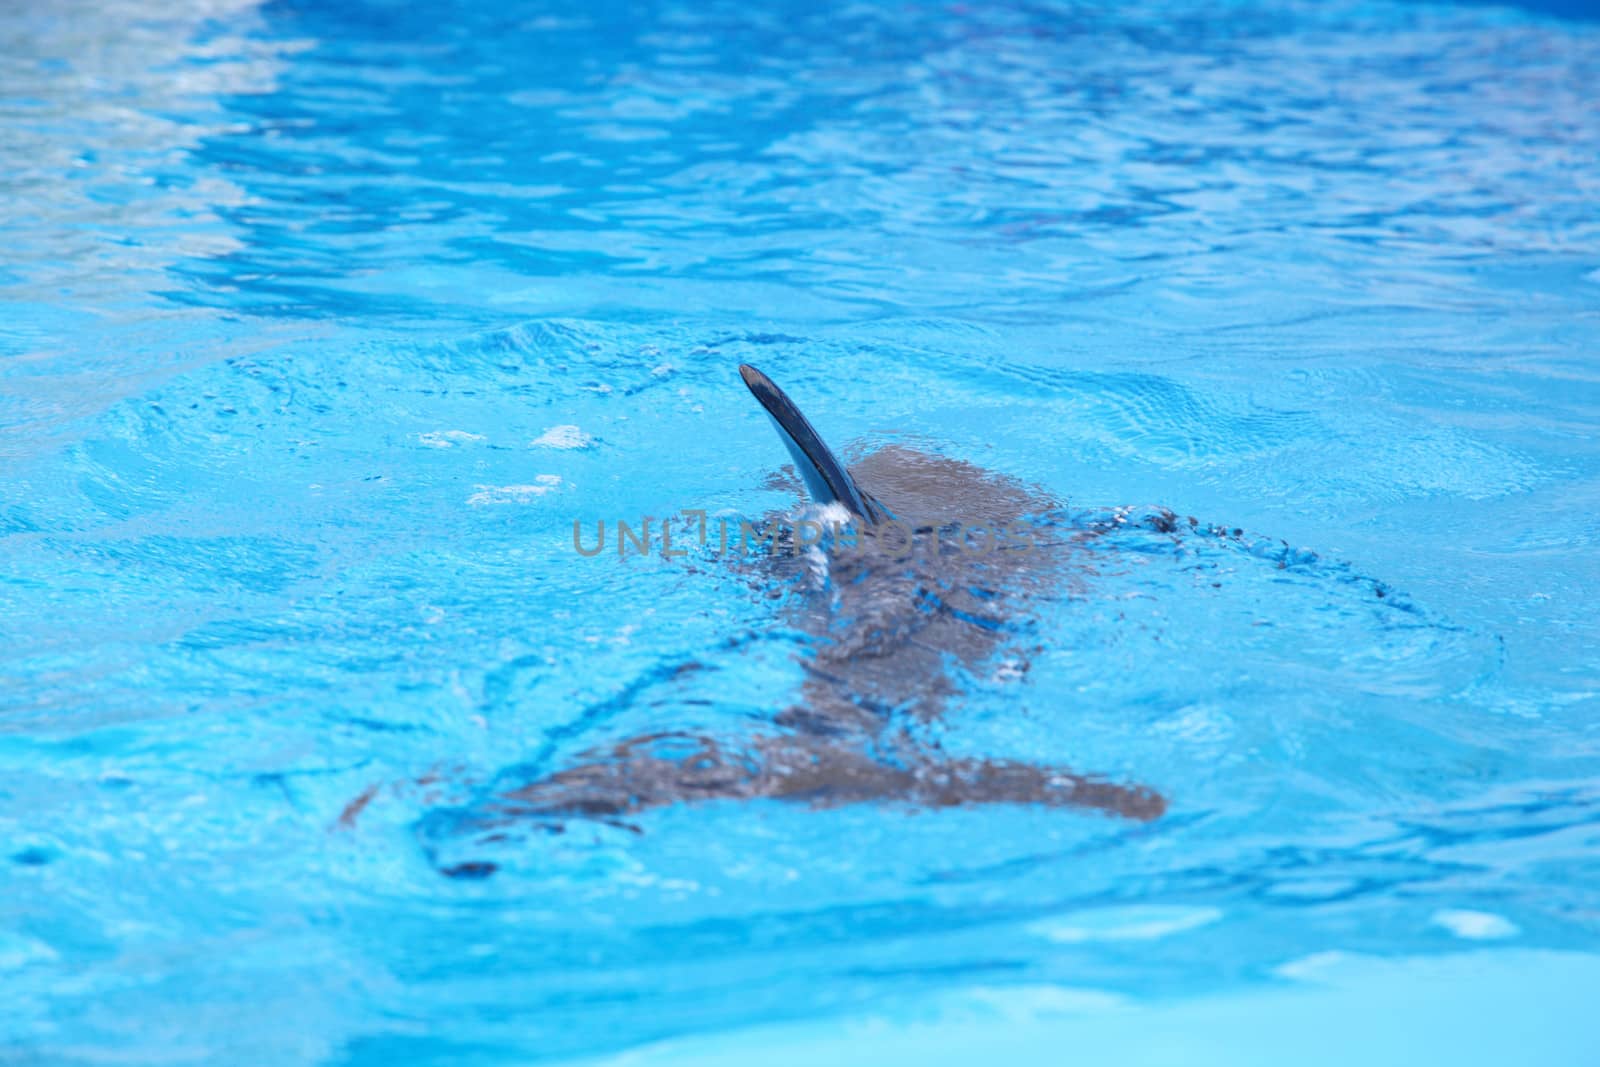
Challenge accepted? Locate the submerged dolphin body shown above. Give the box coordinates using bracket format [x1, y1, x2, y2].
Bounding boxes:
[493, 365, 1167, 826]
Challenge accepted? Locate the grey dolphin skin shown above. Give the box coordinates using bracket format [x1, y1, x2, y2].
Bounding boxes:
[493, 365, 1167, 827]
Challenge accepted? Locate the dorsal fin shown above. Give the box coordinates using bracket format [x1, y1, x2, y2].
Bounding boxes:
[738, 364, 889, 525]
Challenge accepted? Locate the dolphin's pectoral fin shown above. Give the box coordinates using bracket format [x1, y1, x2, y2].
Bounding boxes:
[739, 364, 891, 524]
[499, 732, 1165, 824]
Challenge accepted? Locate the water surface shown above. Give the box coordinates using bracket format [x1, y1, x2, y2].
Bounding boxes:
[2, 0, 1599, 1062]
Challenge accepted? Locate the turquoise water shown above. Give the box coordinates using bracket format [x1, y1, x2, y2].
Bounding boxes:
[3, 0, 1600, 1062]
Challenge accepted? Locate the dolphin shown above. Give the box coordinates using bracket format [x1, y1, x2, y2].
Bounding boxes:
[488, 364, 1167, 829]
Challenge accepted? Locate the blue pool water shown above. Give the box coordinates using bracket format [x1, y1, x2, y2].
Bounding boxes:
[4, 0, 1600, 1062]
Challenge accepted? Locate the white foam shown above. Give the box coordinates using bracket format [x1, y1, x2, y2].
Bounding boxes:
[418, 430, 485, 448]
[467, 475, 563, 505]
[1431, 909, 1520, 941]
[531, 425, 595, 450]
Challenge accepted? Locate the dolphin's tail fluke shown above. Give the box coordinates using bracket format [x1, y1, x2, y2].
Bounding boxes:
[739, 363, 890, 525]
[499, 731, 1168, 824]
